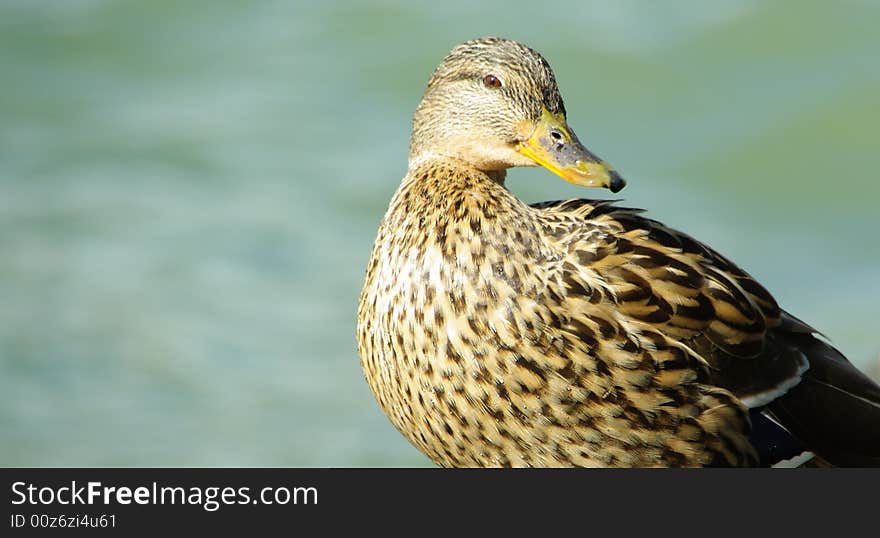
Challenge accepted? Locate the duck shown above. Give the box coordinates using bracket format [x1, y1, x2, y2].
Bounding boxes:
[356, 37, 880, 467]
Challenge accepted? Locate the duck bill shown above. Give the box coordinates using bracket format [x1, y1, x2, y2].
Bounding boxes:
[517, 108, 626, 193]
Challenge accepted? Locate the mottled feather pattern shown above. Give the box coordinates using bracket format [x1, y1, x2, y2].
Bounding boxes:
[358, 162, 760, 467]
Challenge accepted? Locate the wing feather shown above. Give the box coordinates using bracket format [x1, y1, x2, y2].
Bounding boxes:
[534, 199, 802, 405]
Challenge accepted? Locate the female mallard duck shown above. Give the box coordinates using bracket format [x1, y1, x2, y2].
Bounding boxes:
[357, 37, 880, 467]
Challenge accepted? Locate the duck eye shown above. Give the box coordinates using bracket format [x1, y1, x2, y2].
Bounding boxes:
[483, 74, 502, 89]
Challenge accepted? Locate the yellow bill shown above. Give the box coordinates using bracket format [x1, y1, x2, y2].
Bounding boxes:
[517, 108, 626, 193]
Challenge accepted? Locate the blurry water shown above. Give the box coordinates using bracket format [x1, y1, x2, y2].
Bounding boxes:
[1, 0, 878, 466]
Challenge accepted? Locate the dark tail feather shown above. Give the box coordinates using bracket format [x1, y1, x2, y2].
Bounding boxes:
[767, 333, 880, 467]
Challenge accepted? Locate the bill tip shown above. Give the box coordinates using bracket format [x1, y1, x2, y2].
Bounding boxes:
[609, 171, 626, 193]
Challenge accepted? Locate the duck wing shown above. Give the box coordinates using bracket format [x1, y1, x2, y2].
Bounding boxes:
[535, 198, 880, 466]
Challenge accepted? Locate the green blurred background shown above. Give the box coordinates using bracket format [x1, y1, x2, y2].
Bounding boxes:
[1, 0, 878, 467]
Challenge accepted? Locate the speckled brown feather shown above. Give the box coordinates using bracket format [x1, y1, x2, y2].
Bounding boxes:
[358, 162, 758, 466]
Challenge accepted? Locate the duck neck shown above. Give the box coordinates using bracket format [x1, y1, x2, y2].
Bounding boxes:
[406, 152, 508, 187]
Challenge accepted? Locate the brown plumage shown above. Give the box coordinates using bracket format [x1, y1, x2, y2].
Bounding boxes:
[357, 37, 880, 467]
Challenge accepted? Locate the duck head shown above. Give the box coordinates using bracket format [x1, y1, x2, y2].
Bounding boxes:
[409, 37, 625, 193]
